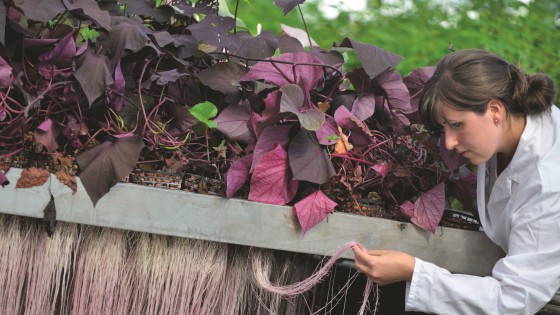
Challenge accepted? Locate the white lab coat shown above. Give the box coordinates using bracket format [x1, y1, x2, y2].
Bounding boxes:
[405, 106, 560, 314]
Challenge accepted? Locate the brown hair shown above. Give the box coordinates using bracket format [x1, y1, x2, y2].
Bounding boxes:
[419, 49, 557, 132]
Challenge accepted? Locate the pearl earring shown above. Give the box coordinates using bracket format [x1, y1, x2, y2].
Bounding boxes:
[494, 119, 499, 125]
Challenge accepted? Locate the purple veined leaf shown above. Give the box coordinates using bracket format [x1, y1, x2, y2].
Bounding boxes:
[280, 24, 318, 48]
[74, 48, 114, 106]
[37, 30, 77, 67]
[76, 134, 144, 206]
[352, 93, 376, 121]
[338, 38, 403, 80]
[334, 105, 372, 137]
[241, 51, 325, 102]
[372, 161, 390, 180]
[248, 144, 298, 206]
[439, 135, 468, 171]
[274, 0, 305, 15]
[278, 34, 304, 54]
[226, 154, 253, 198]
[376, 70, 412, 126]
[216, 101, 256, 144]
[315, 118, 338, 145]
[63, 0, 111, 30]
[295, 190, 338, 235]
[13, 0, 65, 23]
[279, 84, 325, 131]
[0, 55, 13, 88]
[399, 200, 414, 219]
[0, 170, 9, 187]
[288, 129, 336, 184]
[196, 62, 246, 99]
[251, 124, 293, 172]
[403, 66, 435, 110]
[410, 182, 445, 233]
[34, 118, 60, 153]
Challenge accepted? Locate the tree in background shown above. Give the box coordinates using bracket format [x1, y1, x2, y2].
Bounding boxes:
[228, 0, 559, 103]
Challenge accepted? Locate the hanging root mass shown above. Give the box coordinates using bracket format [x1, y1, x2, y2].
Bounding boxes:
[0, 214, 378, 315]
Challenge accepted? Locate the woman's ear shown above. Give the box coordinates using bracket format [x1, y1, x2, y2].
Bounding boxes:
[487, 99, 506, 124]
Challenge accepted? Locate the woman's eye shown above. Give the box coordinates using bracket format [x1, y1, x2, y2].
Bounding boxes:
[451, 122, 463, 129]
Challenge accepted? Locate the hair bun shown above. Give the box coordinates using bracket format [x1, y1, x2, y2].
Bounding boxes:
[523, 73, 556, 114]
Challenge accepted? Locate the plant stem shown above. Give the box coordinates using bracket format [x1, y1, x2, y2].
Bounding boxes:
[297, 5, 313, 48]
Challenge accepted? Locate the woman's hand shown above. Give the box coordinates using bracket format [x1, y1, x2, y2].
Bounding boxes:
[351, 246, 415, 285]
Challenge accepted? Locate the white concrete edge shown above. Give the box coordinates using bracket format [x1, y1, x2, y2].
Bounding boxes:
[0, 167, 504, 276]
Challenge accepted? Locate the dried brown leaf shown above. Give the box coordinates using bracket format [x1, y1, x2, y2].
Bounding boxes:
[16, 167, 50, 188]
[56, 169, 77, 194]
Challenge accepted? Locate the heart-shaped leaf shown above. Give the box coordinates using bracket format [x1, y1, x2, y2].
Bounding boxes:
[226, 154, 253, 198]
[288, 129, 336, 184]
[280, 84, 325, 131]
[295, 190, 337, 234]
[189, 101, 218, 128]
[410, 182, 445, 233]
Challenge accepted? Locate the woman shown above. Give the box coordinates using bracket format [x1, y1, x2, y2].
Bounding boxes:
[352, 49, 560, 314]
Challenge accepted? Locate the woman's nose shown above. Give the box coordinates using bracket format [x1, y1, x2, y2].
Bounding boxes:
[445, 130, 459, 150]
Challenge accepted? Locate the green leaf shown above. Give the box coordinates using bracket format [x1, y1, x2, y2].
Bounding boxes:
[189, 101, 218, 128]
[79, 26, 99, 44]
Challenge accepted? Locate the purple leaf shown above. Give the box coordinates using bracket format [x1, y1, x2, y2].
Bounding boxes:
[251, 124, 293, 172]
[410, 182, 445, 233]
[334, 105, 372, 137]
[403, 66, 435, 112]
[13, 0, 65, 22]
[226, 154, 253, 198]
[187, 15, 235, 48]
[0, 56, 12, 88]
[108, 61, 125, 112]
[338, 38, 403, 79]
[372, 161, 390, 180]
[150, 69, 183, 85]
[295, 190, 337, 234]
[288, 129, 336, 184]
[102, 19, 150, 64]
[315, 118, 338, 145]
[278, 34, 304, 54]
[274, 0, 305, 15]
[279, 84, 325, 131]
[216, 101, 256, 144]
[248, 144, 298, 205]
[0, 170, 10, 187]
[241, 51, 324, 104]
[74, 48, 114, 106]
[63, 0, 111, 30]
[351, 93, 376, 121]
[38, 31, 76, 66]
[250, 90, 286, 137]
[399, 200, 414, 219]
[196, 62, 246, 98]
[34, 119, 60, 153]
[169, 104, 198, 133]
[234, 31, 279, 63]
[377, 70, 412, 125]
[120, 0, 174, 23]
[76, 135, 144, 206]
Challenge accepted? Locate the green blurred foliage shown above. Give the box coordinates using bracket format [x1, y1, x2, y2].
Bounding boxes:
[225, 0, 560, 103]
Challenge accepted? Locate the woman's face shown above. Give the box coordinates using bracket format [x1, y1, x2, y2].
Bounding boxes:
[439, 105, 501, 165]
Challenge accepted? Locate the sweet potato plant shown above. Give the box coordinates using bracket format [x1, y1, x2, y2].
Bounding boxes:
[0, 0, 476, 234]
